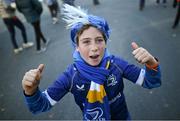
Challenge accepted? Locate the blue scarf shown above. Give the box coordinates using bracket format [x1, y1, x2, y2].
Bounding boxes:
[73, 49, 111, 120]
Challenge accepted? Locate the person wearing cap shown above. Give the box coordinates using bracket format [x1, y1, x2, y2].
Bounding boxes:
[21, 4, 161, 120]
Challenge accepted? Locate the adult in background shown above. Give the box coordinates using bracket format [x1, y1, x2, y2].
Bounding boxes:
[139, 0, 145, 11]
[62, 0, 100, 6]
[62, 0, 75, 6]
[172, 0, 180, 29]
[15, 0, 49, 53]
[156, 0, 167, 7]
[139, 0, 166, 11]
[40, 0, 59, 24]
[156, 0, 166, 3]
[0, 0, 33, 54]
[93, 0, 100, 5]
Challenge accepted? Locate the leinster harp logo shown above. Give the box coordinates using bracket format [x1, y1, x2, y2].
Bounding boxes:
[107, 74, 117, 87]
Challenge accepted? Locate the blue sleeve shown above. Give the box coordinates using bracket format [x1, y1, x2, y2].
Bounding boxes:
[23, 65, 73, 114]
[24, 89, 52, 114]
[47, 65, 73, 101]
[114, 56, 161, 89]
[115, 57, 141, 83]
[142, 65, 161, 89]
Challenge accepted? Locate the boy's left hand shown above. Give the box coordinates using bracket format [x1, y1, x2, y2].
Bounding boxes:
[131, 42, 158, 66]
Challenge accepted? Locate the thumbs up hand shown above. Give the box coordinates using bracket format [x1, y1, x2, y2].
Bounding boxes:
[131, 42, 158, 66]
[22, 64, 45, 95]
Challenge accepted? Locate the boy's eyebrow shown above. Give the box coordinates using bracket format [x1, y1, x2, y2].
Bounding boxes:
[80, 38, 91, 41]
[96, 36, 104, 39]
[80, 36, 104, 41]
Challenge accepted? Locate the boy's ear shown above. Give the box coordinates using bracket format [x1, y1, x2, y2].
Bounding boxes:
[76, 46, 79, 51]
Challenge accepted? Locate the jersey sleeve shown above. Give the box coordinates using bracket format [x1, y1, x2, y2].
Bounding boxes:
[115, 57, 161, 89]
[46, 65, 73, 103]
[23, 65, 74, 114]
[142, 65, 161, 89]
[24, 89, 52, 114]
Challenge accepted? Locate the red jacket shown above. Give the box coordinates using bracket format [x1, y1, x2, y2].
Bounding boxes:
[177, 0, 180, 2]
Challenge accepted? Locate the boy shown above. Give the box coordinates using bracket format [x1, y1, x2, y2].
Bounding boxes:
[22, 4, 161, 120]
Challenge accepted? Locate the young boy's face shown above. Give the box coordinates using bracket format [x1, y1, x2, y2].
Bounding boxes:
[76, 26, 106, 66]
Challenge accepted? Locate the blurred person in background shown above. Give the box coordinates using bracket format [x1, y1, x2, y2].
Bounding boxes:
[172, 0, 180, 29]
[156, 0, 167, 7]
[139, 0, 166, 11]
[93, 0, 100, 5]
[15, 0, 50, 53]
[139, 0, 145, 11]
[0, 0, 33, 54]
[62, 0, 74, 6]
[156, 0, 166, 4]
[40, 0, 59, 24]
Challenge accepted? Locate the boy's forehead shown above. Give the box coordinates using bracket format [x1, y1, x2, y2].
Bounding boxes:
[79, 27, 104, 37]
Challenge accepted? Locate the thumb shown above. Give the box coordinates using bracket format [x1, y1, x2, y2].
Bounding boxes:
[37, 64, 44, 73]
[131, 42, 139, 50]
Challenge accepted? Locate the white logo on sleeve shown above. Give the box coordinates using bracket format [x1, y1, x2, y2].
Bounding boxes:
[76, 84, 85, 91]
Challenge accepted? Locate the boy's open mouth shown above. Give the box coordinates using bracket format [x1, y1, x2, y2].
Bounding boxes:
[89, 55, 99, 59]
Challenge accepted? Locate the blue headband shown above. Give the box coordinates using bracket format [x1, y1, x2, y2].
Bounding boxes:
[62, 4, 110, 47]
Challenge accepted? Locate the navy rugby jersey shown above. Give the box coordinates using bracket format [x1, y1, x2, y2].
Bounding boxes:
[24, 55, 161, 120]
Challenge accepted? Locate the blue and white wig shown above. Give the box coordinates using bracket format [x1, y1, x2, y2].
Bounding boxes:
[61, 4, 111, 47]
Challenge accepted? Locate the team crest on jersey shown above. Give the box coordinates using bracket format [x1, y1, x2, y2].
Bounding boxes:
[107, 74, 117, 87]
[76, 84, 85, 91]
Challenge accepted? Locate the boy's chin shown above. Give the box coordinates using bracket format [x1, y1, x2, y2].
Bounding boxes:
[87, 61, 101, 67]
[89, 63, 99, 67]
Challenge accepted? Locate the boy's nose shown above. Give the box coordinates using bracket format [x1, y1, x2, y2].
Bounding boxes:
[91, 44, 98, 52]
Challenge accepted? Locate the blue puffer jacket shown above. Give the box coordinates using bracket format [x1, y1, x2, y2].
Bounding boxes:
[24, 55, 161, 120]
[15, 0, 42, 23]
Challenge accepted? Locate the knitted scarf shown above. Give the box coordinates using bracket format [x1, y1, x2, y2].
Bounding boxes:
[73, 49, 111, 120]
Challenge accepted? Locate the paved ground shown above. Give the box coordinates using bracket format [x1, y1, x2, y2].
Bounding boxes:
[0, 0, 180, 120]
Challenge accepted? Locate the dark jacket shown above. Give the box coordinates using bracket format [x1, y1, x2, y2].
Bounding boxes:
[15, 0, 42, 23]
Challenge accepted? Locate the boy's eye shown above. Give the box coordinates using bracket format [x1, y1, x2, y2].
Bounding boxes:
[96, 38, 104, 43]
[83, 40, 90, 44]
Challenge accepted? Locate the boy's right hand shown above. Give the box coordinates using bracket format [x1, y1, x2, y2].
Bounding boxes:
[22, 64, 44, 95]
